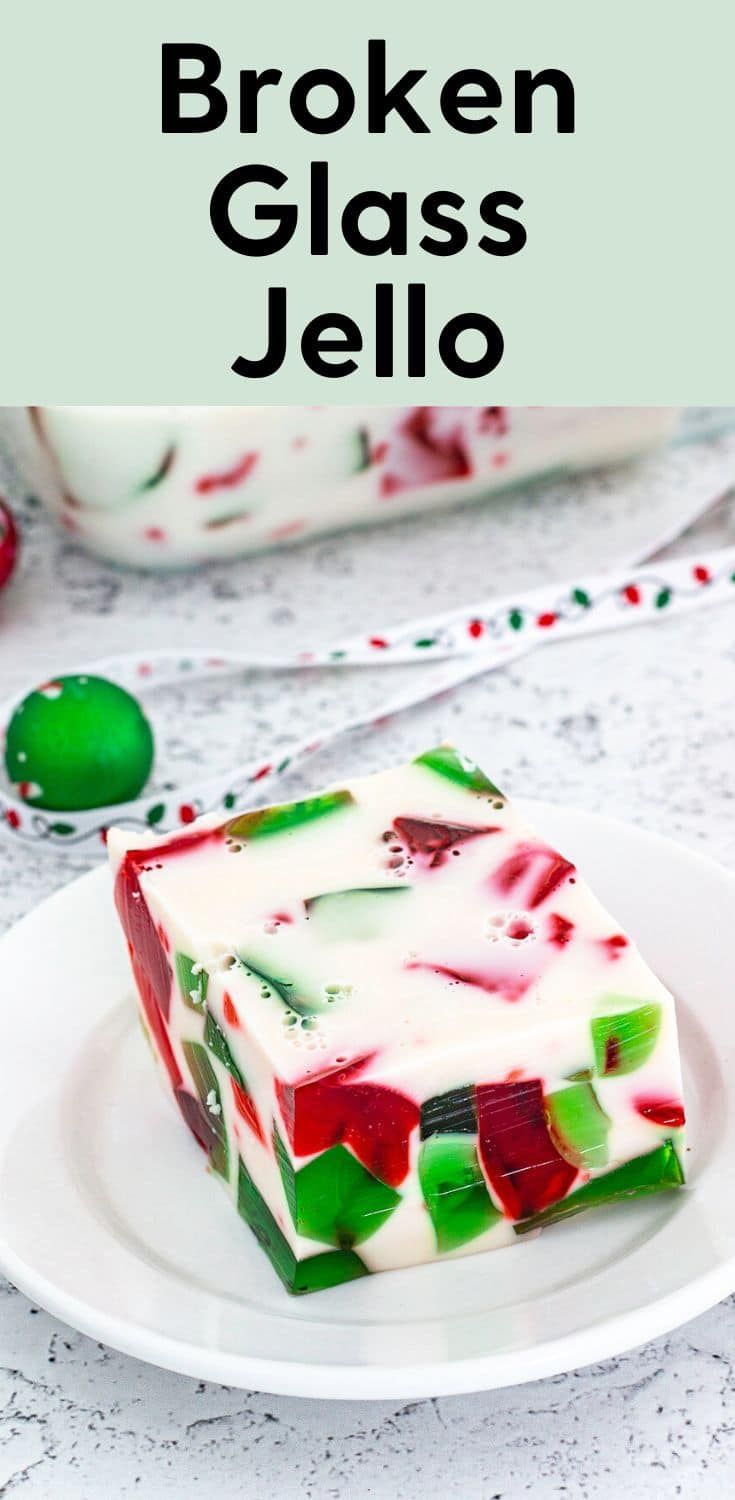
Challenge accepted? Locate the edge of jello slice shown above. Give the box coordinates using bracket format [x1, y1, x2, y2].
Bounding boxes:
[110, 744, 686, 1291]
[413, 744, 506, 800]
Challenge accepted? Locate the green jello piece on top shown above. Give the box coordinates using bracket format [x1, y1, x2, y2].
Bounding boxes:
[591, 1002, 662, 1077]
[237, 953, 323, 1020]
[204, 1010, 245, 1090]
[237, 1158, 369, 1295]
[419, 1134, 501, 1253]
[181, 1040, 228, 1180]
[276, 1136, 400, 1249]
[514, 1139, 684, 1234]
[414, 745, 505, 800]
[545, 1080, 610, 1169]
[174, 952, 208, 1012]
[305, 885, 411, 941]
[226, 789, 354, 842]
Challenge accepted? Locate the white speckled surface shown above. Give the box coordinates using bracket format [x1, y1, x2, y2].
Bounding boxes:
[1, 422, 735, 1496]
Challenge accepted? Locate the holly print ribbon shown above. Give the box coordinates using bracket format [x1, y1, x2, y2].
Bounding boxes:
[2, 545, 735, 850]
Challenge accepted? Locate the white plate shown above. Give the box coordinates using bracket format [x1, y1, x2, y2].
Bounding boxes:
[1, 801, 733, 1400]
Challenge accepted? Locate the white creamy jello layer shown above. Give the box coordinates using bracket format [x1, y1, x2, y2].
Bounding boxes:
[109, 746, 686, 1293]
[31, 405, 679, 566]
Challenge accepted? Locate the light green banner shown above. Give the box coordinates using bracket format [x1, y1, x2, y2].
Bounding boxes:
[1, 0, 733, 402]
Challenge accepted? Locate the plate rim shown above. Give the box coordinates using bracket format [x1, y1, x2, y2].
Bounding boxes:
[2, 799, 734, 1401]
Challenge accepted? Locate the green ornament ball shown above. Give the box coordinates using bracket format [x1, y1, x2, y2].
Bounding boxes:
[4, 674, 154, 812]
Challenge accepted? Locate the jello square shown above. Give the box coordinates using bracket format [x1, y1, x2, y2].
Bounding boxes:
[108, 746, 686, 1295]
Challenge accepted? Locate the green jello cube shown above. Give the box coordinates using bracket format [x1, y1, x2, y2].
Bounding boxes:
[419, 1134, 501, 1252]
[204, 1009, 245, 1090]
[414, 745, 505, 799]
[181, 1040, 228, 1180]
[226, 789, 354, 842]
[237, 954, 323, 1020]
[515, 1140, 684, 1234]
[306, 885, 411, 941]
[420, 1084, 477, 1139]
[237, 1160, 369, 1294]
[545, 1080, 610, 1169]
[175, 951, 208, 1012]
[276, 1133, 401, 1249]
[591, 1003, 662, 1077]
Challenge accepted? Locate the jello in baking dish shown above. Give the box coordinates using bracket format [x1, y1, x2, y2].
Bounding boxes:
[29, 405, 679, 567]
[109, 746, 686, 1294]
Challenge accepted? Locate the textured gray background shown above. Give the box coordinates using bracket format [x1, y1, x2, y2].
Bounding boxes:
[1, 425, 735, 1497]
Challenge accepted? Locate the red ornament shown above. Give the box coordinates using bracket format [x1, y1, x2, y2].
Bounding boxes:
[536, 611, 557, 629]
[623, 583, 641, 605]
[0, 499, 19, 590]
[693, 564, 711, 585]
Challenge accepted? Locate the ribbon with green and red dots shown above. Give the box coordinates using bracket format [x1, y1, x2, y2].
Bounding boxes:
[2, 546, 735, 849]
